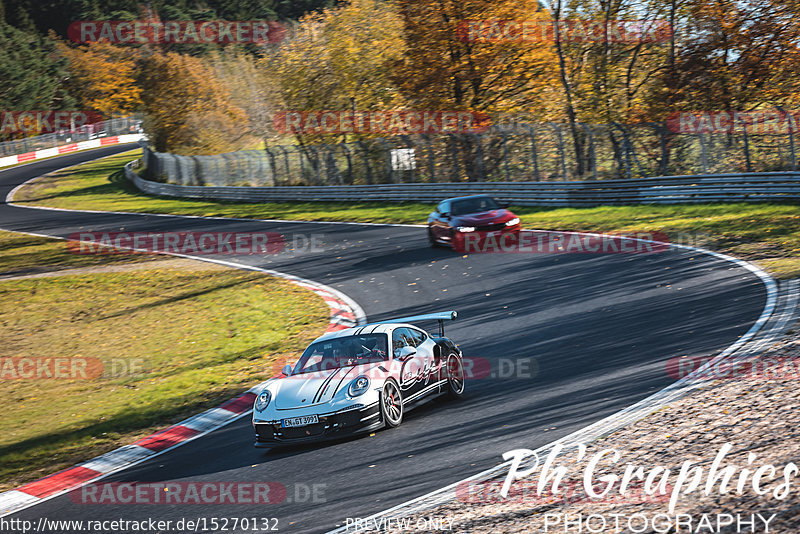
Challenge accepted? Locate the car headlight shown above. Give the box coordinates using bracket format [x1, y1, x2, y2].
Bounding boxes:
[255, 390, 271, 412]
[348, 376, 370, 397]
[456, 226, 476, 233]
[505, 217, 520, 226]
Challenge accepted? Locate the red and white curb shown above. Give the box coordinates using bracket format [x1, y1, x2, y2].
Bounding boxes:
[0, 150, 367, 516]
[0, 134, 146, 169]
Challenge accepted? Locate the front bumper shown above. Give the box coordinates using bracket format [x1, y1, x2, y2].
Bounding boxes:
[253, 403, 382, 448]
[452, 225, 521, 253]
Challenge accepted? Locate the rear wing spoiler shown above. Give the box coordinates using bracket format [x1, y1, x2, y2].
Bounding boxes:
[383, 310, 458, 337]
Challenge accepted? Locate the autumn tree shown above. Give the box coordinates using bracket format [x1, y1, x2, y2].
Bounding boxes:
[658, 0, 800, 112]
[209, 49, 278, 148]
[388, 0, 559, 179]
[138, 51, 249, 154]
[267, 0, 406, 145]
[391, 0, 558, 116]
[58, 41, 143, 116]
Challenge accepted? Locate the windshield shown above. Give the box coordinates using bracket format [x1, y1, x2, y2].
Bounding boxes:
[292, 334, 389, 374]
[450, 197, 500, 216]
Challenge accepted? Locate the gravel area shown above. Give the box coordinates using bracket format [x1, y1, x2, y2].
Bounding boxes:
[375, 319, 800, 533]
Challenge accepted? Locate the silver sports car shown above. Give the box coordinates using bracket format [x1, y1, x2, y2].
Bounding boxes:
[252, 311, 465, 447]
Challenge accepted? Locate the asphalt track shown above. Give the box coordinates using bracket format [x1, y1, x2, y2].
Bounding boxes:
[0, 146, 768, 533]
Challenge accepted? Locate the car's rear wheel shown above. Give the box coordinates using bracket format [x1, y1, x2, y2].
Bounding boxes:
[445, 352, 465, 399]
[381, 380, 404, 428]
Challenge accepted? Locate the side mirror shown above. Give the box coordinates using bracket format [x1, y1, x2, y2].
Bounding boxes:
[498, 202, 509, 209]
[281, 364, 293, 376]
[394, 346, 417, 360]
[440, 211, 450, 219]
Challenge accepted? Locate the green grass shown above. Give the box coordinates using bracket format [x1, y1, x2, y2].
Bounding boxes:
[0, 231, 328, 491]
[13, 150, 800, 278]
[0, 230, 159, 276]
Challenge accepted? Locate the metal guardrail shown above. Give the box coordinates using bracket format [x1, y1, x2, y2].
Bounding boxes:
[0, 117, 143, 158]
[141, 119, 800, 185]
[126, 161, 800, 206]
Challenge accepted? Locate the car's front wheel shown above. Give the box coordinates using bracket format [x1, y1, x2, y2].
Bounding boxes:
[445, 352, 465, 399]
[381, 379, 404, 428]
[428, 226, 440, 248]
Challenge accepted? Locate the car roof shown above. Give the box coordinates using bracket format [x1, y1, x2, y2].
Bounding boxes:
[311, 322, 426, 344]
[441, 194, 493, 202]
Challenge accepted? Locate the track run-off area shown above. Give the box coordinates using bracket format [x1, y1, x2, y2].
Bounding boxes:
[0, 145, 770, 533]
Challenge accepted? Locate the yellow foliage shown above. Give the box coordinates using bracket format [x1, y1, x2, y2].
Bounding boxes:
[138, 52, 249, 154]
[58, 41, 142, 116]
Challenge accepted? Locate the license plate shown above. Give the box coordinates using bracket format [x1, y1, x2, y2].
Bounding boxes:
[281, 415, 319, 428]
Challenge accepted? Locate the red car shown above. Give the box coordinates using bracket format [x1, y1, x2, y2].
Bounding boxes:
[427, 195, 521, 251]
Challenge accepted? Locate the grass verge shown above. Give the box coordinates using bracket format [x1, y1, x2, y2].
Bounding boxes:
[12, 150, 800, 278]
[0, 230, 328, 491]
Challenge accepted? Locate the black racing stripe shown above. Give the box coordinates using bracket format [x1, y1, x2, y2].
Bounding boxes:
[313, 368, 339, 403]
[332, 365, 356, 395]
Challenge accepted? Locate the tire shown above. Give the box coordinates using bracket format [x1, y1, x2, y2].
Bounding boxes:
[380, 379, 404, 428]
[428, 227, 440, 248]
[445, 352, 466, 399]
